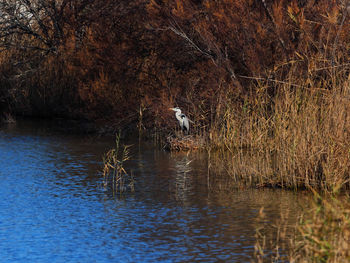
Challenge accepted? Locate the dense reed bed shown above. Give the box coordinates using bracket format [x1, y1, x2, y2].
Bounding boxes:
[208, 69, 350, 192]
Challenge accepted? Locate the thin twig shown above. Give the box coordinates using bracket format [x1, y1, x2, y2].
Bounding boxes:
[332, 3, 348, 66]
[237, 75, 303, 88]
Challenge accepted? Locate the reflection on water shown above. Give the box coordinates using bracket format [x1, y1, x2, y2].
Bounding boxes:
[0, 120, 306, 262]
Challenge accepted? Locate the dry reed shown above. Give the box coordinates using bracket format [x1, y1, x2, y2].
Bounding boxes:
[165, 134, 206, 151]
[291, 193, 350, 262]
[102, 133, 134, 193]
[209, 63, 350, 192]
[254, 193, 350, 263]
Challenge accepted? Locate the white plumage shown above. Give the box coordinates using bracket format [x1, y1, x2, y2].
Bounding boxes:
[170, 107, 189, 133]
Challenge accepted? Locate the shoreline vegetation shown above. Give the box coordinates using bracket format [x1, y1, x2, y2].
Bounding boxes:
[1, 0, 350, 261]
[253, 193, 350, 262]
[0, 0, 349, 191]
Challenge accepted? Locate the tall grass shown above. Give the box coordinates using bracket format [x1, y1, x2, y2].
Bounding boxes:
[254, 193, 350, 262]
[254, 206, 294, 262]
[209, 64, 350, 192]
[292, 193, 350, 262]
[102, 133, 134, 193]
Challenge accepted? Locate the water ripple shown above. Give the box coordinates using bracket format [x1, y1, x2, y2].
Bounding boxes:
[0, 123, 304, 262]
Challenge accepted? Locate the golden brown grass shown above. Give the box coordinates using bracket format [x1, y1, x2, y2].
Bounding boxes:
[102, 133, 134, 193]
[254, 206, 294, 262]
[208, 63, 350, 192]
[292, 193, 350, 262]
[254, 193, 350, 263]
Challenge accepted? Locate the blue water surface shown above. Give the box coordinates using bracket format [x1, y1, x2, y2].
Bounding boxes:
[0, 121, 300, 262]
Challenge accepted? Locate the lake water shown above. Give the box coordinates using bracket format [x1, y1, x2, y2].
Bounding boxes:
[0, 120, 304, 262]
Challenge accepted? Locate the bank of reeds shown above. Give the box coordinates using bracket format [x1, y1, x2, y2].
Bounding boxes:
[102, 133, 134, 193]
[208, 63, 350, 192]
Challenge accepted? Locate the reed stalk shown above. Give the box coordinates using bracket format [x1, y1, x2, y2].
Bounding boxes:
[254, 193, 350, 262]
[102, 133, 134, 193]
[209, 63, 350, 192]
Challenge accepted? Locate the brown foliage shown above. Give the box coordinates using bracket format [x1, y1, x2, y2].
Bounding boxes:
[0, 0, 350, 132]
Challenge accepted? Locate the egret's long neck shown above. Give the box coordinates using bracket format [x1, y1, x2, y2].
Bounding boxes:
[175, 110, 182, 120]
